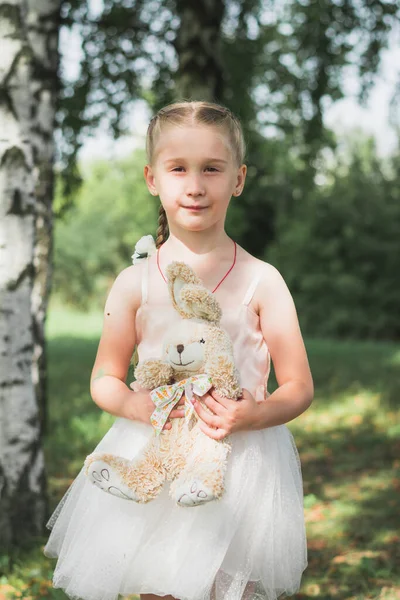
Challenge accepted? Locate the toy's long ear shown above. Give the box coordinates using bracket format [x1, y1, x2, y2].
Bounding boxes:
[165, 261, 222, 323]
[180, 285, 222, 323]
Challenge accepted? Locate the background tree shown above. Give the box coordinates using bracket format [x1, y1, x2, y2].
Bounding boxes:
[0, 0, 61, 550]
[31, 3, 61, 440]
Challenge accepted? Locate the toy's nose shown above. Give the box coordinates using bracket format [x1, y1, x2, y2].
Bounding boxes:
[177, 344, 184, 354]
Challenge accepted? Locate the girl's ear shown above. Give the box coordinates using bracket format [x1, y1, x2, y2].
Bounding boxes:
[143, 164, 158, 196]
[165, 262, 221, 323]
[233, 164, 247, 196]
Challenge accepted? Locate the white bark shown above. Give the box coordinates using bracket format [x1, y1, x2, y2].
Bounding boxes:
[0, 0, 59, 548]
[27, 0, 60, 437]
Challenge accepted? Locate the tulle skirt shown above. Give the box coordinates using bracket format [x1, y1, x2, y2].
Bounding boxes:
[44, 417, 307, 600]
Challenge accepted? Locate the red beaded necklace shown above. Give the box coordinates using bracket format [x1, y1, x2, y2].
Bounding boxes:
[157, 240, 237, 293]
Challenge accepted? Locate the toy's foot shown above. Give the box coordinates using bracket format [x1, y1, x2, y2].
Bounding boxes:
[173, 478, 216, 507]
[85, 457, 138, 501]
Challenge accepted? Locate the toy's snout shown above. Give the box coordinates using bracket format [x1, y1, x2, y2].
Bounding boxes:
[163, 320, 211, 375]
[167, 339, 206, 373]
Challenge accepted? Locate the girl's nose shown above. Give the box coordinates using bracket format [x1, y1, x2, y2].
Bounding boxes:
[186, 174, 205, 196]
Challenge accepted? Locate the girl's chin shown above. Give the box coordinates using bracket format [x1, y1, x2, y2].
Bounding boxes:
[177, 216, 214, 230]
[181, 223, 210, 232]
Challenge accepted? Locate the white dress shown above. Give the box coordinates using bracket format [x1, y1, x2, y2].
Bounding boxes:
[44, 248, 307, 600]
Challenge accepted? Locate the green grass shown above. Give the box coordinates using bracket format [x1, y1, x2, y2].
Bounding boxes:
[291, 340, 400, 600]
[1, 306, 399, 600]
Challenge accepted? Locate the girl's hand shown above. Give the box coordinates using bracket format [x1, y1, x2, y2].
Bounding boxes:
[127, 382, 185, 430]
[163, 397, 185, 430]
[122, 389, 155, 424]
[192, 388, 261, 440]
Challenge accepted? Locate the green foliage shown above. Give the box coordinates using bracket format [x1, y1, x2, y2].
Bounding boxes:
[52, 148, 157, 309]
[267, 133, 400, 340]
[58, 0, 400, 251]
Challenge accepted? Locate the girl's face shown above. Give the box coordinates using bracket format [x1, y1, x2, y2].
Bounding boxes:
[143, 124, 247, 233]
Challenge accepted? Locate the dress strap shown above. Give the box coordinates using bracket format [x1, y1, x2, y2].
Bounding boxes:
[242, 272, 261, 306]
[141, 257, 149, 305]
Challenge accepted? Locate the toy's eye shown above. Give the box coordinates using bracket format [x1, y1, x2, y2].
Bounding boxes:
[199, 338, 205, 344]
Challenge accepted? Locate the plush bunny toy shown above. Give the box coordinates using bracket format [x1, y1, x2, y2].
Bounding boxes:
[84, 261, 242, 507]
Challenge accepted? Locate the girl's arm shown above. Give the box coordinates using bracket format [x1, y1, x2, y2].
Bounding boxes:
[252, 263, 314, 427]
[193, 262, 313, 437]
[89, 264, 156, 423]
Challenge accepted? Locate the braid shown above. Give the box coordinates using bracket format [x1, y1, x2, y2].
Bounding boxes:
[156, 204, 169, 248]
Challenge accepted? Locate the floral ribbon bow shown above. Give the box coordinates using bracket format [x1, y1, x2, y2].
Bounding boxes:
[150, 374, 213, 435]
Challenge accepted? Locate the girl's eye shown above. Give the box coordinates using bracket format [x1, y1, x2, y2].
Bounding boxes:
[199, 338, 205, 344]
[171, 167, 219, 172]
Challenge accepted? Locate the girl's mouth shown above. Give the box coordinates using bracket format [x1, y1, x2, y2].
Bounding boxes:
[184, 206, 208, 211]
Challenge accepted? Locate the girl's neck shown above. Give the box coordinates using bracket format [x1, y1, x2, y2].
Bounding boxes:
[160, 230, 233, 261]
[158, 230, 237, 286]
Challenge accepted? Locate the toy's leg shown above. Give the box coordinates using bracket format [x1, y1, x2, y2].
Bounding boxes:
[170, 429, 231, 507]
[85, 440, 166, 503]
[85, 454, 139, 500]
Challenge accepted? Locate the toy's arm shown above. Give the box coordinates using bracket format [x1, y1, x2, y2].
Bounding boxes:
[207, 354, 242, 400]
[134, 359, 174, 390]
[204, 328, 242, 400]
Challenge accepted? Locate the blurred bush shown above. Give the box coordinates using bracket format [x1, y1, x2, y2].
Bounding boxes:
[268, 132, 400, 340]
[52, 148, 157, 310]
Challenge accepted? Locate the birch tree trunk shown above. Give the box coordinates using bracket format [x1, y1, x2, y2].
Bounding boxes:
[28, 1, 61, 438]
[0, 0, 59, 548]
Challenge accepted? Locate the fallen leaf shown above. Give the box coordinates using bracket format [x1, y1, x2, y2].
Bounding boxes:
[331, 549, 386, 566]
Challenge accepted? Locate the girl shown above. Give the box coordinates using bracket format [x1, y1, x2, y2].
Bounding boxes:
[44, 100, 314, 600]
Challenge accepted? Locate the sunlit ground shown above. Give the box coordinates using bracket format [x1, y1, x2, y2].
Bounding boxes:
[0, 307, 399, 600]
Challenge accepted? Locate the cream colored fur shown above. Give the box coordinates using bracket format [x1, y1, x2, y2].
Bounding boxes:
[85, 261, 241, 507]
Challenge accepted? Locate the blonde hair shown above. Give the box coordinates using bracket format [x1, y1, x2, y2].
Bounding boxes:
[146, 100, 246, 248]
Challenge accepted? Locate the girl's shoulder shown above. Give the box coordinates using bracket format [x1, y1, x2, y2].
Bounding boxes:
[105, 230, 158, 309]
[107, 262, 145, 314]
[237, 245, 292, 315]
[238, 244, 283, 284]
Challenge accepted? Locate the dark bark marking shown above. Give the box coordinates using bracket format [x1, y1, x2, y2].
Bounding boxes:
[6, 262, 34, 291]
[7, 189, 23, 215]
[18, 343, 34, 353]
[0, 4, 23, 29]
[0, 379, 25, 388]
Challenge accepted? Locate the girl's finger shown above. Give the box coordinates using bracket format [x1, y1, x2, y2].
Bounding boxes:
[193, 401, 221, 429]
[209, 389, 237, 408]
[198, 422, 227, 441]
[169, 408, 185, 419]
[202, 394, 226, 417]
